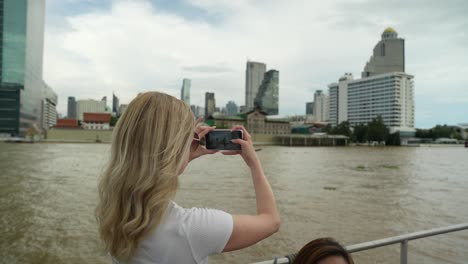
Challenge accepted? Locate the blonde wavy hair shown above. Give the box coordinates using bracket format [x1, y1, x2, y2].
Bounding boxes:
[96, 92, 194, 260]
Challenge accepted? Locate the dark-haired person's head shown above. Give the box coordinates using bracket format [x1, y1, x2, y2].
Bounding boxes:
[292, 238, 354, 264]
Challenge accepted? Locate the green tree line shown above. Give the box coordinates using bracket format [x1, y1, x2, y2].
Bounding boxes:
[415, 125, 463, 140]
[323, 116, 401, 145]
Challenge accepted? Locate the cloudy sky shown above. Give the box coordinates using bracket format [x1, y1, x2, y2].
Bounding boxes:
[44, 0, 468, 128]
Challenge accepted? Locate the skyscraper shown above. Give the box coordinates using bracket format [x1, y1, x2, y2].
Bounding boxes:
[204, 92, 215, 118]
[245, 61, 266, 111]
[112, 92, 119, 115]
[68, 96, 77, 119]
[328, 83, 338, 126]
[255, 70, 279, 115]
[181, 78, 191, 105]
[306, 102, 314, 115]
[225, 101, 238, 116]
[328, 73, 353, 126]
[362, 27, 405, 78]
[0, 0, 50, 136]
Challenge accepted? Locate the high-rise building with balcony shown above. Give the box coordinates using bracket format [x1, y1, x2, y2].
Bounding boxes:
[41, 83, 57, 130]
[245, 61, 266, 111]
[313, 90, 329, 122]
[328, 73, 354, 126]
[255, 70, 279, 115]
[328, 84, 339, 126]
[347, 72, 414, 132]
[0, 0, 53, 136]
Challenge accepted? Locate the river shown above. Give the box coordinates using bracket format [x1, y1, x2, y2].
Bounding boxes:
[1, 143, 467, 263]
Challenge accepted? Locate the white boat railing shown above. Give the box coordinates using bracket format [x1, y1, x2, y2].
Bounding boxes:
[252, 223, 468, 264]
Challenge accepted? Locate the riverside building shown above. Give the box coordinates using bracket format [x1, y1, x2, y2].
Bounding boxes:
[328, 73, 354, 126]
[76, 99, 107, 121]
[206, 108, 289, 135]
[0, 0, 57, 136]
[347, 72, 414, 133]
[328, 28, 415, 135]
[313, 90, 329, 122]
[82, 113, 111, 130]
[41, 84, 57, 130]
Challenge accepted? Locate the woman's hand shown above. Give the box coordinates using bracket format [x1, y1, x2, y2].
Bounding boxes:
[222, 125, 260, 169]
[189, 117, 217, 162]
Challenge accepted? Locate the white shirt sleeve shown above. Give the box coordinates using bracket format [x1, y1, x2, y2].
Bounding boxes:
[183, 207, 234, 263]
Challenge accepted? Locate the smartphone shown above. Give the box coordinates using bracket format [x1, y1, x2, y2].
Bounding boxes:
[205, 129, 243, 150]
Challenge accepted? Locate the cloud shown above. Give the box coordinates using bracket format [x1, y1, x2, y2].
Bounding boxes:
[183, 64, 232, 73]
[43, 0, 468, 128]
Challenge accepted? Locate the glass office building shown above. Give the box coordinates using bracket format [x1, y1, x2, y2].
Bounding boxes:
[255, 70, 279, 115]
[0, 0, 46, 136]
[180, 78, 191, 106]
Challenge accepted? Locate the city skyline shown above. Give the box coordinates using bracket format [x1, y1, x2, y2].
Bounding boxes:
[44, 0, 468, 128]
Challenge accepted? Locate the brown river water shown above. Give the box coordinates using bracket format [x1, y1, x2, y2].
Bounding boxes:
[1, 142, 467, 264]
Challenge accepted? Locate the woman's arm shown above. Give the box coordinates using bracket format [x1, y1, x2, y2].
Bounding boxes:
[222, 126, 281, 252]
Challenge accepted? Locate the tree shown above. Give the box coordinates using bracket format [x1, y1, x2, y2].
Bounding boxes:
[110, 116, 119, 127]
[326, 122, 351, 137]
[386, 132, 401, 146]
[334, 121, 352, 137]
[415, 129, 432, 138]
[367, 116, 389, 142]
[353, 123, 368, 143]
[322, 124, 332, 134]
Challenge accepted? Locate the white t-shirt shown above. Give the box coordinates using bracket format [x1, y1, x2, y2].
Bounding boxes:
[112, 201, 234, 264]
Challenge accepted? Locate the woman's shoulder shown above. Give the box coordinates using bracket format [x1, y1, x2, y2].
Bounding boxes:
[168, 201, 234, 259]
[169, 201, 232, 226]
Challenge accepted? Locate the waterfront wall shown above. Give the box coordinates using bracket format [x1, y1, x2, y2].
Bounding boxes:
[45, 129, 275, 144]
[45, 130, 349, 147]
[273, 135, 348, 146]
[46, 128, 113, 143]
[251, 134, 275, 143]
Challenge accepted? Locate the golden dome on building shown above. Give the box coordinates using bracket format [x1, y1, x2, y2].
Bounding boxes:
[383, 27, 397, 33]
